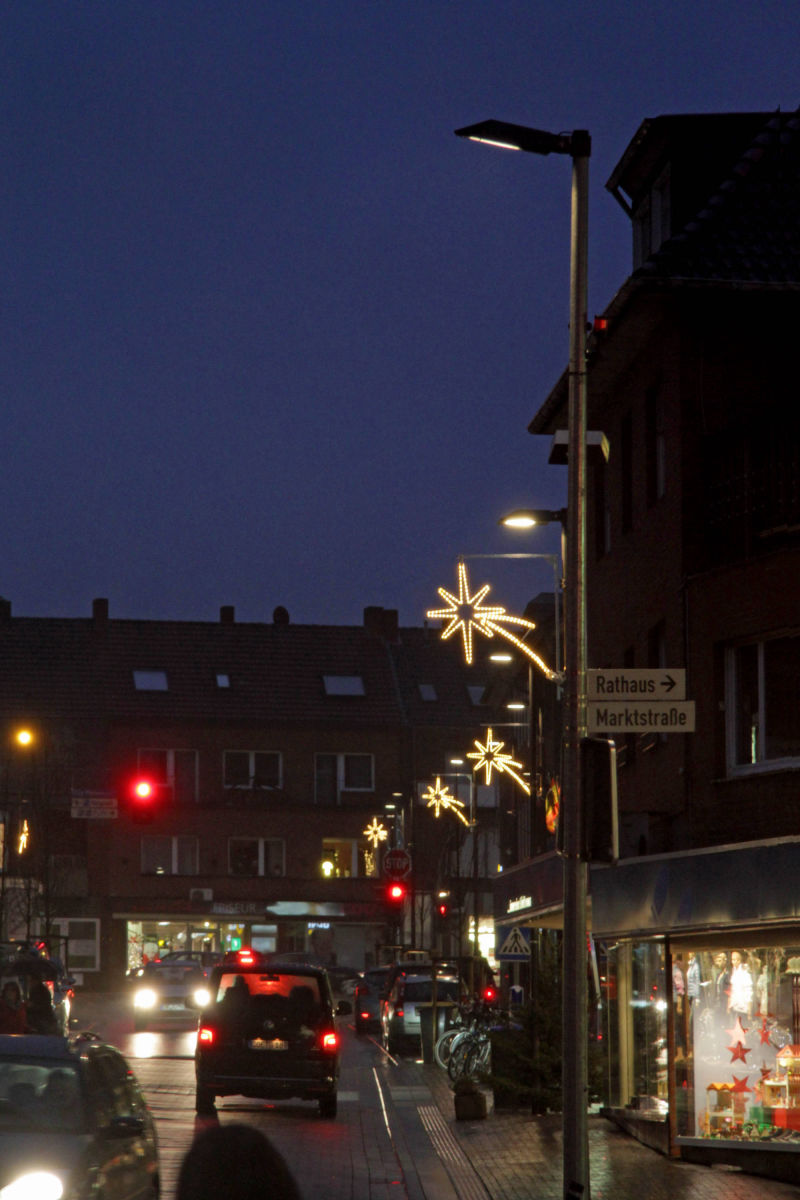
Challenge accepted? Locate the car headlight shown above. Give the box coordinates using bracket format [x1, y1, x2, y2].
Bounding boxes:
[134, 987, 158, 1010]
[192, 986, 211, 1008]
[0, 1172, 64, 1200]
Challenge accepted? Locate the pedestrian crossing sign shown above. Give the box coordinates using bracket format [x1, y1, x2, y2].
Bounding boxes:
[496, 925, 531, 960]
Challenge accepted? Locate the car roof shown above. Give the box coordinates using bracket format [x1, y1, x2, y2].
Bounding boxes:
[212, 961, 326, 977]
[0, 1034, 75, 1060]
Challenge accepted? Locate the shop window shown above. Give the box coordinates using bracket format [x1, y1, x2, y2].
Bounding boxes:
[141, 835, 198, 876]
[223, 750, 281, 790]
[726, 636, 800, 771]
[673, 942, 800, 1142]
[228, 837, 285, 877]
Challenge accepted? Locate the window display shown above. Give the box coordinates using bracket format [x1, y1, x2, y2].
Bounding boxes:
[674, 942, 800, 1142]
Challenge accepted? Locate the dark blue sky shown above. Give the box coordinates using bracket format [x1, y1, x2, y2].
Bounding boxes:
[2, 3, 796, 627]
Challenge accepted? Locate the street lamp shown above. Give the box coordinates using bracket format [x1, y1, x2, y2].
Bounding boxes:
[456, 118, 590, 1200]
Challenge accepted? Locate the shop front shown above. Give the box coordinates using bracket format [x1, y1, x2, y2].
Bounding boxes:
[593, 837, 800, 1182]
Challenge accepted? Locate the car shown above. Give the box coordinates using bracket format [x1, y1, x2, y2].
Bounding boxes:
[130, 958, 212, 1030]
[381, 972, 464, 1056]
[195, 961, 352, 1118]
[155, 949, 222, 977]
[0, 953, 75, 1036]
[0, 1033, 159, 1200]
[325, 965, 363, 997]
[354, 965, 391, 1034]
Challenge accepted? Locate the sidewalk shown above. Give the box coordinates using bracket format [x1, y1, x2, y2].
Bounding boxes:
[405, 1059, 800, 1200]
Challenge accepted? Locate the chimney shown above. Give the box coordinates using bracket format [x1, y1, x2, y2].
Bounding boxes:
[92, 597, 109, 627]
[220, 606, 235, 625]
[364, 606, 399, 642]
[273, 606, 290, 626]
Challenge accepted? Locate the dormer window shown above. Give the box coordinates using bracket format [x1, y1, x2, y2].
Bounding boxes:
[633, 166, 671, 268]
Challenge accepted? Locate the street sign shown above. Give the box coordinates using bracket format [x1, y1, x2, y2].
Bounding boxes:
[588, 700, 696, 734]
[587, 668, 685, 701]
[70, 791, 118, 819]
[383, 847, 412, 879]
[496, 925, 531, 961]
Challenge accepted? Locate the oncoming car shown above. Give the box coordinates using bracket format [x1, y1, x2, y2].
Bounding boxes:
[195, 962, 351, 1118]
[130, 958, 211, 1031]
[0, 1033, 158, 1200]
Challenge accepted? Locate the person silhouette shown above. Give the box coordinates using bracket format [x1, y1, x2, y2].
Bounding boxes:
[177, 1122, 301, 1200]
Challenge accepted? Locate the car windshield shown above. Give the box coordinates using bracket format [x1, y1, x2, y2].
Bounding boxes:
[0, 1059, 85, 1132]
[402, 979, 461, 1002]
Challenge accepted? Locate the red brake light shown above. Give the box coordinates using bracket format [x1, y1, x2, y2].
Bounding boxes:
[198, 1027, 214, 1045]
[321, 1031, 338, 1051]
[483, 986, 497, 1003]
[237, 949, 255, 965]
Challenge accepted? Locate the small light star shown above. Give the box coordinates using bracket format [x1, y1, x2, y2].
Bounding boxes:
[467, 728, 530, 795]
[422, 777, 470, 826]
[363, 818, 389, 848]
[427, 561, 557, 679]
[760, 1020, 772, 1045]
[728, 1042, 751, 1063]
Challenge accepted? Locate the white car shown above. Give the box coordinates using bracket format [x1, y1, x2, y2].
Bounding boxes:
[131, 958, 212, 1031]
[381, 973, 464, 1055]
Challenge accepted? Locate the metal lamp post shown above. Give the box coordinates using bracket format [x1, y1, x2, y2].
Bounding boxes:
[456, 118, 590, 1200]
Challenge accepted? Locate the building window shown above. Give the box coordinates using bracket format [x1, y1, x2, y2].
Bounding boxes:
[645, 387, 666, 506]
[133, 671, 168, 691]
[621, 410, 634, 533]
[141, 835, 198, 876]
[726, 635, 800, 771]
[321, 837, 369, 878]
[467, 686, 486, 706]
[137, 749, 198, 804]
[223, 751, 281, 790]
[314, 753, 374, 804]
[418, 684, 437, 701]
[323, 675, 365, 696]
[228, 838, 285, 877]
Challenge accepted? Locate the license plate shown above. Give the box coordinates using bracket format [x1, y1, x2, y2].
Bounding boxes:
[249, 1038, 288, 1051]
[164, 1003, 185, 1011]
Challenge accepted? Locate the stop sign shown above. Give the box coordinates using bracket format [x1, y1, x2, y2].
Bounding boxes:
[383, 847, 412, 879]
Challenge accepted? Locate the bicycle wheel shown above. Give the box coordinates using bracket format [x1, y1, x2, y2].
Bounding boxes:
[463, 1037, 491, 1082]
[447, 1033, 474, 1082]
[434, 1027, 460, 1071]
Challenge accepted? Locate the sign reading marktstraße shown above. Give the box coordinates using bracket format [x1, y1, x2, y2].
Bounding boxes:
[588, 700, 696, 734]
[587, 668, 686, 701]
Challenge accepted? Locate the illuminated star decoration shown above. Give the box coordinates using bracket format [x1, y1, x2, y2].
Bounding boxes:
[427, 561, 558, 680]
[422, 777, 470, 826]
[467, 728, 531, 796]
[363, 818, 389, 849]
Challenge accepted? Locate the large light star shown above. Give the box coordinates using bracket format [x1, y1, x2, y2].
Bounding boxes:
[467, 728, 531, 795]
[422, 777, 470, 826]
[363, 818, 389, 848]
[427, 561, 558, 679]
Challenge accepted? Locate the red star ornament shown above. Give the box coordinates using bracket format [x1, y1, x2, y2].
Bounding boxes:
[759, 1020, 772, 1045]
[728, 1041, 751, 1063]
[726, 1015, 748, 1044]
[731, 1075, 751, 1094]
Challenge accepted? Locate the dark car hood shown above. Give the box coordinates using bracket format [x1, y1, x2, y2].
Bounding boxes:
[0, 1131, 89, 1186]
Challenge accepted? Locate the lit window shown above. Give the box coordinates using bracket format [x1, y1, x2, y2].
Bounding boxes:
[323, 675, 365, 696]
[133, 671, 168, 691]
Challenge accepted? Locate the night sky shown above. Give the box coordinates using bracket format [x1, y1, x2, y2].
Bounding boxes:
[2, 3, 797, 628]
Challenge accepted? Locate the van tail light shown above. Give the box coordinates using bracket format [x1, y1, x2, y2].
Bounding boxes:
[320, 1030, 338, 1052]
[198, 1027, 215, 1046]
[395, 1006, 404, 1018]
[359, 1010, 371, 1022]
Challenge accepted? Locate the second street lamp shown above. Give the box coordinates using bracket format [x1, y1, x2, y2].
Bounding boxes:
[456, 117, 591, 1200]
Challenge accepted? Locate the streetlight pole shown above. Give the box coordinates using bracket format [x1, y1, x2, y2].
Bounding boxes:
[456, 119, 591, 1200]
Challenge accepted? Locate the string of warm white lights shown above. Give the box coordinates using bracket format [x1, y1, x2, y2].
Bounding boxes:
[421, 777, 471, 825]
[426, 560, 558, 680]
[467, 727, 530, 795]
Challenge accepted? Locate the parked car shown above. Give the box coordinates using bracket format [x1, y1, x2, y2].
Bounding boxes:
[381, 972, 464, 1056]
[0, 953, 75, 1036]
[0, 1033, 159, 1200]
[195, 961, 351, 1118]
[325, 965, 363, 997]
[130, 958, 211, 1030]
[354, 965, 391, 1034]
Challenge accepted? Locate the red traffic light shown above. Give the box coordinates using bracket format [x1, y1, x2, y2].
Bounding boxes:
[128, 776, 158, 822]
[386, 882, 407, 904]
[131, 778, 155, 801]
[437, 902, 449, 917]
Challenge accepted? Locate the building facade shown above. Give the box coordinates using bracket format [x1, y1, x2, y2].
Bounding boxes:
[0, 598, 505, 988]
[498, 108, 800, 1179]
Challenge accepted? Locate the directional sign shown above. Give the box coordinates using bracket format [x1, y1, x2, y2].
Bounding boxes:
[587, 668, 685, 701]
[496, 925, 531, 961]
[588, 700, 696, 734]
[383, 847, 412, 880]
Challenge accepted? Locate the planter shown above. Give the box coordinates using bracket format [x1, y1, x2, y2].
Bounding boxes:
[454, 1090, 488, 1120]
